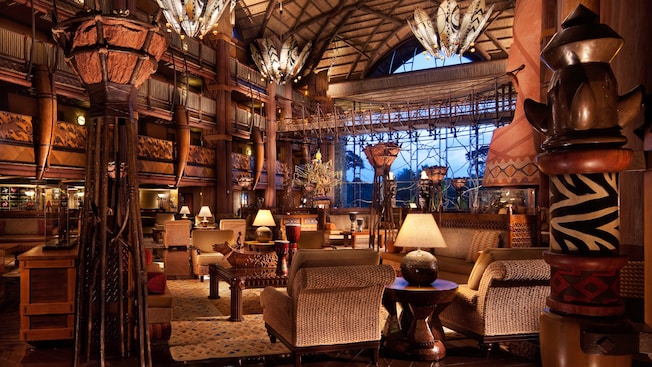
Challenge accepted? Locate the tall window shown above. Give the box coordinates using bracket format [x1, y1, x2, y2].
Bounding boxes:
[335, 51, 496, 210]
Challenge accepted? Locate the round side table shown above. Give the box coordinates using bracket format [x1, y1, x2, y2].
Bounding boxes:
[382, 277, 458, 361]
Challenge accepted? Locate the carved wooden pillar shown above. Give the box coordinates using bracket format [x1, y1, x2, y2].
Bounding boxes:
[52, 7, 167, 367]
[524, 5, 644, 367]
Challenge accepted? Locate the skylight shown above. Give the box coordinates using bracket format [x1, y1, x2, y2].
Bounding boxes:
[393, 51, 472, 74]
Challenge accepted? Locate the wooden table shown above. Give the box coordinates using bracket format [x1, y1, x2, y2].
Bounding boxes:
[245, 240, 275, 252]
[382, 277, 458, 361]
[340, 230, 370, 248]
[0, 243, 22, 273]
[208, 263, 287, 321]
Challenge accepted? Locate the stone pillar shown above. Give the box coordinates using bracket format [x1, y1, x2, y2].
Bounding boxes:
[524, 5, 644, 367]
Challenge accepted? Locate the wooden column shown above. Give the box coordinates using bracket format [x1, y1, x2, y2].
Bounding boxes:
[212, 33, 234, 217]
[264, 82, 277, 208]
[524, 4, 645, 366]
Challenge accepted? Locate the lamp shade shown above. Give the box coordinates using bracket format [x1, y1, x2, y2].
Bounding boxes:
[253, 209, 276, 242]
[252, 209, 276, 227]
[179, 205, 191, 218]
[394, 213, 447, 249]
[198, 206, 212, 218]
[395, 213, 447, 286]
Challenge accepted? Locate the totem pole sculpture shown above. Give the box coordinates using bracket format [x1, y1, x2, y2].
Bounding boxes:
[524, 6, 644, 367]
[53, 4, 167, 366]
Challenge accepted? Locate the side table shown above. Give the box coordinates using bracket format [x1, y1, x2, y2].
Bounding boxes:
[245, 240, 275, 252]
[382, 277, 458, 361]
[340, 230, 369, 248]
[208, 263, 287, 321]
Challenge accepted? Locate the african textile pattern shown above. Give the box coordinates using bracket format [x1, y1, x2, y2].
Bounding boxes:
[0, 111, 32, 142]
[189, 145, 215, 166]
[138, 135, 173, 161]
[549, 173, 620, 254]
[53, 120, 86, 150]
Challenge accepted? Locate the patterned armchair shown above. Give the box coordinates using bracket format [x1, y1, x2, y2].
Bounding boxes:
[260, 249, 395, 366]
[438, 247, 550, 353]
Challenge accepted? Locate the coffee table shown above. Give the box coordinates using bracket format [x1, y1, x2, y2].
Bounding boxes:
[208, 263, 288, 321]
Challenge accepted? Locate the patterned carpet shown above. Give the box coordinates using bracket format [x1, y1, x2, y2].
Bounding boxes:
[166, 279, 290, 362]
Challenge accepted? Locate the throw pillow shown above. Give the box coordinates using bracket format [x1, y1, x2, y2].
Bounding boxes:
[466, 230, 501, 263]
[147, 271, 167, 294]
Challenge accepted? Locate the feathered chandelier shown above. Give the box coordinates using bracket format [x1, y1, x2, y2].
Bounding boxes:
[157, 0, 236, 39]
[250, 35, 312, 85]
[408, 0, 494, 59]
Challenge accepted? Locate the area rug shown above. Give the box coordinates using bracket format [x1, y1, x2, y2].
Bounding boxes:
[166, 279, 290, 362]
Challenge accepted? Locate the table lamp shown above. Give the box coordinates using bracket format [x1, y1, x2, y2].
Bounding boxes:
[179, 205, 191, 219]
[394, 213, 447, 286]
[253, 209, 275, 243]
[197, 206, 212, 227]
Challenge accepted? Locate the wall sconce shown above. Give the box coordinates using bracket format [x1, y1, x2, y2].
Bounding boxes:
[76, 115, 86, 126]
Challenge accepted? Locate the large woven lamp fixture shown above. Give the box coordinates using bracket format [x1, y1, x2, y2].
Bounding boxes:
[156, 0, 236, 39]
[250, 35, 312, 85]
[408, 0, 494, 59]
[394, 213, 448, 286]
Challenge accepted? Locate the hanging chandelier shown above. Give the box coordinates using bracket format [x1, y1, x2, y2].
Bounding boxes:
[250, 35, 312, 85]
[156, 0, 236, 39]
[408, 0, 494, 59]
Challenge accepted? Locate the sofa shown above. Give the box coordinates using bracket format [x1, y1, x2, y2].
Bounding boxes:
[438, 247, 550, 352]
[145, 256, 173, 341]
[0, 216, 58, 244]
[324, 213, 370, 247]
[381, 212, 538, 284]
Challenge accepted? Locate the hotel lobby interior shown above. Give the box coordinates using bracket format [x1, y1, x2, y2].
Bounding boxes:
[0, 0, 650, 366]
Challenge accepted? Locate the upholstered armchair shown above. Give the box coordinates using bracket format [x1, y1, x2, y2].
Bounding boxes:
[296, 230, 327, 249]
[260, 249, 396, 366]
[190, 229, 235, 281]
[162, 220, 192, 277]
[219, 219, 247, 249]
[438, 247, 550, 353]
[162, 220, 191, 249]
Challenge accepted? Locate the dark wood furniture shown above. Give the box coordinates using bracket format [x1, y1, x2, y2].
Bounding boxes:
[340, 230, 370, 248]
[382, 277, 458, 361]
[245, 240, 275, 252]
[18, 244, 78, 342]
[208, 263, 287, 321]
